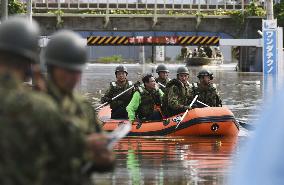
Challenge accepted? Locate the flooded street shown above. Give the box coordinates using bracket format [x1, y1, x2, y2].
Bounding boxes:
[79, 63, 263, 185]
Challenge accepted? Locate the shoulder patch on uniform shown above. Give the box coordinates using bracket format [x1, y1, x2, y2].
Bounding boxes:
[111, 81, 116, 87]
[212, 83, 217, 88]
[128, 81, 133, 86]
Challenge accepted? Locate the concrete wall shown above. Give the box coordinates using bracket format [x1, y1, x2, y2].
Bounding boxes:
[34, 16, 262, 39]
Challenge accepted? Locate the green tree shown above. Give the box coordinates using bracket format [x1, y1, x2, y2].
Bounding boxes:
[8, 0, 26, 14]
[274, 0, 284, 27]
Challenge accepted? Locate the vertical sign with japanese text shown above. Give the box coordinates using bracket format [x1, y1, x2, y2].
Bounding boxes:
[263, 19, 278, 98]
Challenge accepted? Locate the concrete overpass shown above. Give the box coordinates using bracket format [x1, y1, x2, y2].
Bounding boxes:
[31, 0, 265, 71]
[34, 15, 262, 39]
[31, 0, 264, 38]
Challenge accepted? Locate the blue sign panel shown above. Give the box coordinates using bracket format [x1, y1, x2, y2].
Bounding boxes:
[263, 30, 277, 75]
[262, 19, 278, 99]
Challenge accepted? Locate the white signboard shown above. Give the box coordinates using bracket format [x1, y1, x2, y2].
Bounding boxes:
[155, 46, 165, 62]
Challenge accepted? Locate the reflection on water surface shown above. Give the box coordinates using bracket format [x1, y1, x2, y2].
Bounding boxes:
[79, 64, 262, 185]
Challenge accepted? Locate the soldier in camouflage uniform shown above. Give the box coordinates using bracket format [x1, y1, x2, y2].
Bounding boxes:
[162, 66, 194, 117]
[127, 74, 164, 123]
[101, 65, 134, 119]
[44, 30, 102, 135]
[0, 17, 97, 185]
[155, 64, 170, 92]
[43, 30, 115, 173]
[192, 70, 222, 107]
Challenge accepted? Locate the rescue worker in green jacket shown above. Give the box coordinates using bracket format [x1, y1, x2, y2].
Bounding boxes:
[155, 64, 170, 92]
[101, 65, 134, 119]
[126, 73, 164, 123]
[44, 30, 102, 135]
[162, 66, 194, 117]
[192, 70, 222, 107]
[0, 17, 113, 185]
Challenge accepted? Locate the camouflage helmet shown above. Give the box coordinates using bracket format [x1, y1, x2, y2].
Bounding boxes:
[176, 66, 189, 75]
[44, 30, 87, 71]
[156, 64, 169, 73]
[197, 69, 213, 80]
[0, 16, 40, 63]
[115, 65, 128, 75]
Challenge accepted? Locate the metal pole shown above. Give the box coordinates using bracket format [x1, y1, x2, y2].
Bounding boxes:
[27, 0, 33, 22]
[139, 46, 145, 64]
[241, 0, 244, 14]
[151, 45, 154, 63]
[1, 0, 8, 21]
[266, 0, 274, 20]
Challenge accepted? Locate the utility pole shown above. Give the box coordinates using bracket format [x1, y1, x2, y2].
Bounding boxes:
[27, 0, 33, 22]
[1, 0, 8, 21]
[139, 46, 145, 64]
[266, 0, 274, 20]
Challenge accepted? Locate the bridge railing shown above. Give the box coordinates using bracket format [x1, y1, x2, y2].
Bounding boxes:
[29, 0, 264, 14]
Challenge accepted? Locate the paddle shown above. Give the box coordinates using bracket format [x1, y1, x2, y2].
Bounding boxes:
[196, 99, 255, 131]
[175, 95, 199, 129]
[95, 81, 140, 111]
[107, 122, 132, 149]
[157, 82, 166, 88]
[82, 122, 132, 174]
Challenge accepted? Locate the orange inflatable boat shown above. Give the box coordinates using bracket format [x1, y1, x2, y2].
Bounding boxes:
[98, 106, 239, 137]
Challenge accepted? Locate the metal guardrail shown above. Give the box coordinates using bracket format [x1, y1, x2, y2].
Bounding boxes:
[30, 0, 264, 14]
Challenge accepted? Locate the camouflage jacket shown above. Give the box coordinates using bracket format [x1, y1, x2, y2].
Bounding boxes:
[191, 82, 222, 107]
[101, 80, 134, 111]
[126, 85, 164, 121]
[155, 77, 170, 92]
[47, 80, 102, 134]
[162, 79, 194, 117]
[136, 85, 163, 119]
[0, 73, 87, 185]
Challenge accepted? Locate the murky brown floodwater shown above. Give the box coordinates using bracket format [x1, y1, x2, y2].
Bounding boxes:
[79, 63, 263, 185]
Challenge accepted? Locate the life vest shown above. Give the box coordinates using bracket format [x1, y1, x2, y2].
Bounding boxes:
[155, 77, 170, 92]
[162, 79, 193, 117]
[136, 86, 162, 119]
[191, 82, 222, 107]
[109, 80, 133, 110]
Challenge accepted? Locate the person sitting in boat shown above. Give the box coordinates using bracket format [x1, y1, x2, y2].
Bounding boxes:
[203, 46, 213, 58]
[187, 49, 193, 58]
[155, 64, 171, 92]
[198, 47, 208, 57]
[180, 46, 188, 60]
[193, 48, 198, 57]
[214, 47, 223, 58]
[192, 70, 222, 107]
[101, 65, 134, 119]
[162, 66, 195, 117]
[126, 73, 164, 124]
